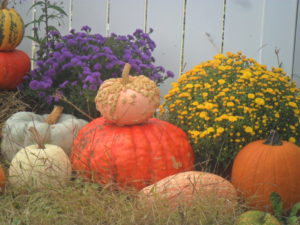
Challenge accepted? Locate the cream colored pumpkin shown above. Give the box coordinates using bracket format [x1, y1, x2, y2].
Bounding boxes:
[1, 106, 88, 161]
[95, 63, 160, 125]
[9, 143, 72, 188]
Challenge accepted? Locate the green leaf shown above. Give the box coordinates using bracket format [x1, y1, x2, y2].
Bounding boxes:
[25, 35, 42, 45]
[47, 25, 59, 32]
[27, 1, 45, 13]
[25, 17, 45, 28]
[48, 4, 68, 16]
[270, 192, 285, 223]
[287, 203, 300, 225]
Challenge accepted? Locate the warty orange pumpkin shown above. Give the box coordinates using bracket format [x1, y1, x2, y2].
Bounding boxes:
[231, 130, 300, 212]
[70, 117, 195, 190]
[95, 63, 160, 126]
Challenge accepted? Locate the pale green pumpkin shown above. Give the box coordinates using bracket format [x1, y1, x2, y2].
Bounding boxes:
[1, 106, 88, 161]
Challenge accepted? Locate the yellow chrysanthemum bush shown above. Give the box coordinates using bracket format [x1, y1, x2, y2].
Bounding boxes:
[160, 52, 300, 174]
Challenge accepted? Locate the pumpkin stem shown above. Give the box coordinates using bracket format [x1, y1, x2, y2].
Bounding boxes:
[45, 105, 64, 125]
[28, 127, 45, 149]
[264, 129, 282, 146]
[1, 0, 9, 9]
[121, 63, 131, 85]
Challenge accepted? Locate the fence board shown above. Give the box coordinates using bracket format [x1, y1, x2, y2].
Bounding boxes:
[183, 0, 224, 72]
[147, 0, 184, 97]
[72, 0, 107, 34]
[223, 0, 265, 59]
[109, 0, 145, 35]
[293, 0, 300, 86]
[260, 0, 298, 75]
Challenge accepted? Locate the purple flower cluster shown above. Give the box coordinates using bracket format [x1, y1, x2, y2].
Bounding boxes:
[19, 27, 174, 105]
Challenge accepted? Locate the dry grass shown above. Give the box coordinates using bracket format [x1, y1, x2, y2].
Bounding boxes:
[0, 92, 245, 224]
[0, 179, 244, 225]
[0, 91, 29, 137]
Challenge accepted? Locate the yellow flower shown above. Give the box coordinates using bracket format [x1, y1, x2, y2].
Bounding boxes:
[207, 127, 215, 133]
[254, 98, 265, 105]
[228, 116, 238, 122]
[217, 127, 225, 134]
[288, 102, 297, 108]
[248, 93, 255, 99]
[244, 126, 253, 133]
[218, 92, 225, 96]
[214, 54, 226, 59]
[199, 111, 208, 118]
[289, 137, 296, 143]
[218, 79, 226, 85]
[204, 83, 211, 88]
[202, 92, 208, 97]
[226, 102, 234, 107]
[183, 83, 193, 90]
[178, 92, 191, 98]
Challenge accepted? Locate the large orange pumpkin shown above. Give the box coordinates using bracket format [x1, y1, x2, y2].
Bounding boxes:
[139, 171, 238, 209]
[71, 117, 195, 190]
[0, 50, 31, 90]
[231, 130, 300, 211]
[95, 63, 160, 126]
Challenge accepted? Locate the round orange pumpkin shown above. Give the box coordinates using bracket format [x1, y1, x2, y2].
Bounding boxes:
[0, 50, 31, 90]
[231, 130, 300, 211]
[95, 63, 160, 126]
[139, 171, 238, 208]
[70, 117, 195, 190]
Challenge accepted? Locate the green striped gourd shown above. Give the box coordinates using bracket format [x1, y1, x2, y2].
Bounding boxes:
[0, 0, 24, 51]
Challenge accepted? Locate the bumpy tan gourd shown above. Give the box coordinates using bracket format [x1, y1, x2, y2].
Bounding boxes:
[95, 63, 160, 125]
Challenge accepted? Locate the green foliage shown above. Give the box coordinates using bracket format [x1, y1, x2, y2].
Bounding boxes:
[25, 0, 67, 59]
[270, 192, 300, 225]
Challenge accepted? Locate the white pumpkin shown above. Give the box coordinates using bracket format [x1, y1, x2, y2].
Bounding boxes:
[9, 143, 72, 188]
[1, 106, 88, 161]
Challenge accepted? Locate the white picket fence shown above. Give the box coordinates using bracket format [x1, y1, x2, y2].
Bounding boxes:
[12, 0, 300, 96]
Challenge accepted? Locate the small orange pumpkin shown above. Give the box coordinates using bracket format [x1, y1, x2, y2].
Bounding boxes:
[0, 50, 31, 90]
[95, 63, 160, 126]
[0, 165, 6, 191]
[231, 130, 300, 212]
[139, 171, 238, 208]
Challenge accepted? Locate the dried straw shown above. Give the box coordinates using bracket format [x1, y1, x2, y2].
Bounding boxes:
[0, 90, 29, 137]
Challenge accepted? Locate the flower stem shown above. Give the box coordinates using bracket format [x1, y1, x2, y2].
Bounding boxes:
[45, 105, 64, 125]
[1, 0, 8, 9]
[264, 129, 282, 146]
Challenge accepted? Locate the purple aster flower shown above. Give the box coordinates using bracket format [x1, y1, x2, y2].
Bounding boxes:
[21, 27, 173, 118]
[46, 96, 53, 104]
[81, 25, 92, 33]
[167, 71, 175, 78]
[29, 80, 41, 90]
[93, 63, 102, 71]
[59, 81, 69, 88]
